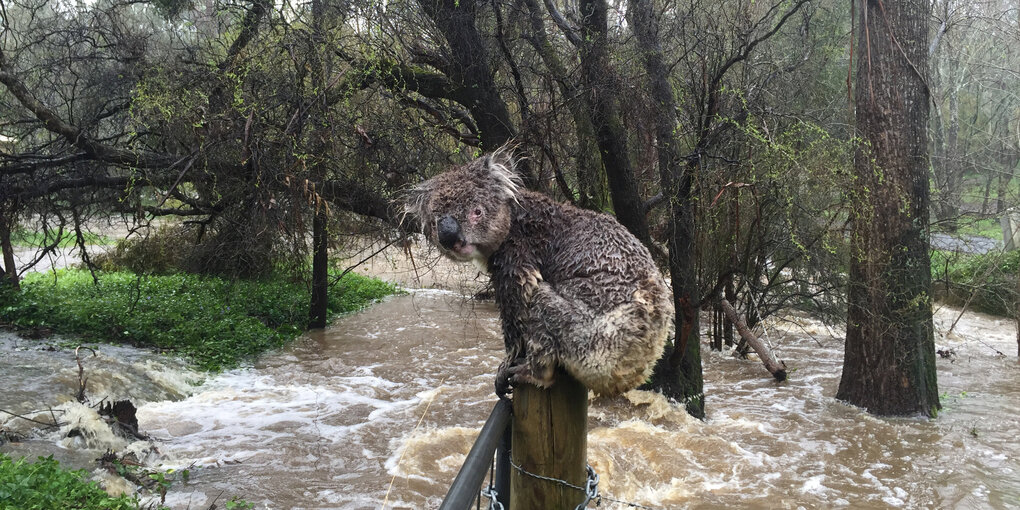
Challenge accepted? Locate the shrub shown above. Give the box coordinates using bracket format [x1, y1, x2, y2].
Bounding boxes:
[0, 454, 139, 510]
[932, 249, 1019, 317]
[92, 224, 199, 275]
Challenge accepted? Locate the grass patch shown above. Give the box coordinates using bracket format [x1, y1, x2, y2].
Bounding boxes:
[932, 249, 1019, 316]
[11, 228, 114, 248]
[0, 269, 399, 370]
[952, 217, 1002, 240]
[0, 454, 140, 510]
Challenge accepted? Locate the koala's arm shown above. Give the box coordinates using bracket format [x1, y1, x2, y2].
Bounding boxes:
[496, 270, 602, 394]
[491, 248, 594, 395]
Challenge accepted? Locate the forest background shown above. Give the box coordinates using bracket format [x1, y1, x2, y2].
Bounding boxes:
[1, 0, 1019, 418]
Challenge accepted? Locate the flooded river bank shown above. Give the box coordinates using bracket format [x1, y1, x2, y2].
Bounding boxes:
[2, 289, 1018, 509]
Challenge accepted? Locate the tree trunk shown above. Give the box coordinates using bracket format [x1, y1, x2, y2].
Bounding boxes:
[309, 208, 329, 329]
[836, 0, 939, 417]
[997, 173, 1011, 214]
[935, 88, 961, 225]
[724, 279, 736, 347]
[307, 0, 329, 330]
[418, 0, 536, 186]
[628, 0, 704, 418]
[522, 0, 607, 211]
[711, 303, 723, 351]
[578, 0, 653, 249]
[0, 204, 19, 290]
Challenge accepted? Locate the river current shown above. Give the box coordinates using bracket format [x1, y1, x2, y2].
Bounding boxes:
[1, 285, 1018, 508]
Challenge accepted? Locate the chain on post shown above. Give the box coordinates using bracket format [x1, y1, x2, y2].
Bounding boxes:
[480, 485, 504, 510]
[509, 459, 661, 510]
[574, 464, 600, 510]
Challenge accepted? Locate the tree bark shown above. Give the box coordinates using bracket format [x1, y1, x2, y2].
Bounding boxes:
[628, 0, 704, 418]
[836, 0, 939, 417]
[578, 0, 653, 249]
[0, 203, 19, 290]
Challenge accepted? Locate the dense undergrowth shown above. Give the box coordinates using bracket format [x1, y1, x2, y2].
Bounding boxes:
[932, 249, 1019, 317]
[0, 454, 253, 510]
[0, 269, 398, 370]
[0, 454, 139, 510]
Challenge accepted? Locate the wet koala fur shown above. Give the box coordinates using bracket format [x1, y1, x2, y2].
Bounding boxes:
[404, 152, 672, 397]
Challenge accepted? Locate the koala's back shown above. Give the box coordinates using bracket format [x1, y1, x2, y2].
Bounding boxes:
[492, 191, 672, 396]
[515, 191, 663, 310]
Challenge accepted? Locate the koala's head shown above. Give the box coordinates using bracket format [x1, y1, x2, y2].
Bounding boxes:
[403, 151, 522, 265]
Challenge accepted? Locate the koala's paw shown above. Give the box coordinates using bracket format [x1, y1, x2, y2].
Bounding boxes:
[507, 362, 556, 389]
[495, 358, 518, 399]
[495, 373, 513, 400]
[495, 356, 557, 398]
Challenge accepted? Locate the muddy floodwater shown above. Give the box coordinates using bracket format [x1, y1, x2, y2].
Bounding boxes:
[2, 289, 1019, 509]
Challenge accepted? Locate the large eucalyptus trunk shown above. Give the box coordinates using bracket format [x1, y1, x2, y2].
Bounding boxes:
[837, 0, 940, 417]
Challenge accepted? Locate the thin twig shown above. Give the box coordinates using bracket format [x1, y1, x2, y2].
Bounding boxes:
[329, 237, 403, 287]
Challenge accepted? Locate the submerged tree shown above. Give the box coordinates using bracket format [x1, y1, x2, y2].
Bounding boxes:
[836, 0, 940, 416]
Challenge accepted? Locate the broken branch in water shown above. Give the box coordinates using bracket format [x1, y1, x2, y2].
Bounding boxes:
[0, 408, 64, 428]
[719, 297, 788, 381]
[74, 345, 97, 403]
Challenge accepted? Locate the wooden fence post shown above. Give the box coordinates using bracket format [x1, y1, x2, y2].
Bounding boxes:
[510, 370, 588, 510]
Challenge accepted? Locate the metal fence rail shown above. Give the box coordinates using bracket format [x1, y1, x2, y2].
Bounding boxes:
[439, 399, 512, 510]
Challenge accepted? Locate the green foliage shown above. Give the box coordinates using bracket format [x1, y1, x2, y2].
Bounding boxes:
[0, 454, 139, 510]
[1, 269, 398, 370]
[932, 249, 1019, 316]
[225, 497, 255, 509]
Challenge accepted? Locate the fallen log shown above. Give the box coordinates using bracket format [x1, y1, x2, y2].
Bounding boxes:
[719, 298, 787, 381]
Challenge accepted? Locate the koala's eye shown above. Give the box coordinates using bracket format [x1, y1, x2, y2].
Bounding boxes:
[472, 207, 484, 217]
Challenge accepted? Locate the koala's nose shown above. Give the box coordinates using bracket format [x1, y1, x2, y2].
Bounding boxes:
[437, 215, 462, 250]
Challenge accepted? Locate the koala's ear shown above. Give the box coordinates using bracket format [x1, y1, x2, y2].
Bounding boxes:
[481, 150, 522, 201]
[400, 180, 433, 232]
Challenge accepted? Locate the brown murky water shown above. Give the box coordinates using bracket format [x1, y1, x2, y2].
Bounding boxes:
[2, 290, 1019, 509]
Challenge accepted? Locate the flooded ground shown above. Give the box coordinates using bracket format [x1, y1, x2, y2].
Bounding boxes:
[2, 285, 1018, 509]
[2, 241, 1018, 508]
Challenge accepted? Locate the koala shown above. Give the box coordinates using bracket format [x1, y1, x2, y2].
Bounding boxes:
[404, 150, 672, 398]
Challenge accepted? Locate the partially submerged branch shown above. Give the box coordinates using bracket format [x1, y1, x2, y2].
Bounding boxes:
[719, 297, 787, 381]
[74, 346, 97, 403]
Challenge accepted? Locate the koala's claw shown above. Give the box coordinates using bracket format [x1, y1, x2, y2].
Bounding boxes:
[495, 359, 518, 399]
[495, 356, 557, 398]
[495, 374, 513, 399]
